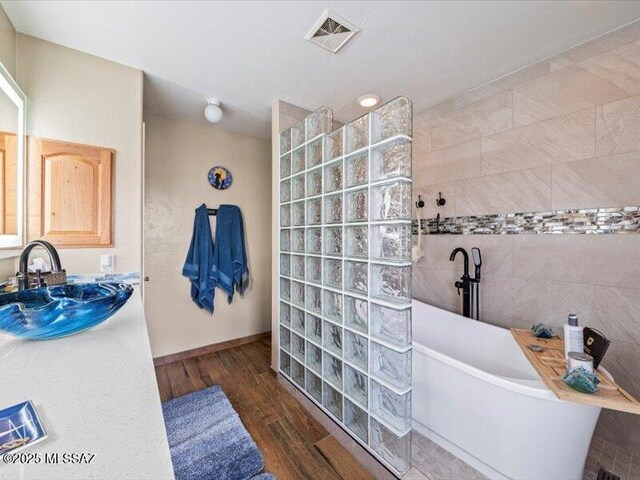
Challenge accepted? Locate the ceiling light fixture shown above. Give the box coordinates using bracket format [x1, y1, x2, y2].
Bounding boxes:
[357, 94, 381, 108]
[204, 98, 223, 123]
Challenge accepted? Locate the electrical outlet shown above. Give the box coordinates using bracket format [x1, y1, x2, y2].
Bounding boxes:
[100, 254, 114, 273]
[597, 466, 621, 480]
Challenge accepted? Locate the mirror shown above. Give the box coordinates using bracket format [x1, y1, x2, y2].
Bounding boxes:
[0, 61, 24, 247]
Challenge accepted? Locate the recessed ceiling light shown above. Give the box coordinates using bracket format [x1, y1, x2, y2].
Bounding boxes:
[357, 94, 381, 108]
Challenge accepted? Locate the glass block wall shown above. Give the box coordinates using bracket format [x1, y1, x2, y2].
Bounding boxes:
[278, 98, 413, 476]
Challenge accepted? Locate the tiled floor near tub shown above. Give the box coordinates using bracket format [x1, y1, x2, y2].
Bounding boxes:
[408, 433, 640, 480]
[583, 436, 640, 480]
[405, 433, 488, 480]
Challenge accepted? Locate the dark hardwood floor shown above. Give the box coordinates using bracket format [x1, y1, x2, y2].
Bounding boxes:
[155, 337, 374, 480]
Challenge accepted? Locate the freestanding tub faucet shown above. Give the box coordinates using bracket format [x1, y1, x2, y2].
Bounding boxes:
[450, 247, 471, 318]
[450, 247, 482, 320]
[17, 240, 65, 290]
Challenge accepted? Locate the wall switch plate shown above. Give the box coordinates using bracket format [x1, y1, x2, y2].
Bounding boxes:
[100, 254, 114, 273]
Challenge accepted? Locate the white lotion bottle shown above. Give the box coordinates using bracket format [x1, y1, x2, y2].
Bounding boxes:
[564, 313, 584, 367]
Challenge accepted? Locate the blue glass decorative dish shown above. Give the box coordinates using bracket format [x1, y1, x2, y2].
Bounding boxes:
[0, 283, 133, 340]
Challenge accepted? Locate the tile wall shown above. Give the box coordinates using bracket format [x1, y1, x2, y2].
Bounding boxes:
[411, 21, 640, 460]
[414, 206, 639, 234]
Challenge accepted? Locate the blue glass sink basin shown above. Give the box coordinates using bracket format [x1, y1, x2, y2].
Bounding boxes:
[0, 283, 133, 340]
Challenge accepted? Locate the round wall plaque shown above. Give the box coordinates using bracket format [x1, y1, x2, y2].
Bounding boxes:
[208, 166, 233, 190]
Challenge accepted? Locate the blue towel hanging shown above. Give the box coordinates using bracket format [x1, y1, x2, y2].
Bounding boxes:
[182, 204, 216, 313]
[211, 204, 249, 303]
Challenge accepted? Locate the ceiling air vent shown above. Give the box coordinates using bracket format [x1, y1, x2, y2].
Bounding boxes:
[305, 10, 359, 54]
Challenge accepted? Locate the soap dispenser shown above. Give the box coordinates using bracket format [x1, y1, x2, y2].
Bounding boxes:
[564, 313, 584, 366]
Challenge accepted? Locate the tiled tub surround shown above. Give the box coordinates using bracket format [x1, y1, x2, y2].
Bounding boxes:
[412, 206, 640, 235]
[278, 99, 414, 476]
[412, 20, 640, 470]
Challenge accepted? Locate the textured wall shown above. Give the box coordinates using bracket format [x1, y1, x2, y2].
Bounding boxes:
[0, 4, 15, 77]
[412, 21, 640, 454]
[144, 113, 271, 358]
[16, 34, 143, 274]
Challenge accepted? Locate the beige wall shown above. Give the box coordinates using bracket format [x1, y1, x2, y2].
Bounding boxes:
[0, 259, 14, 280]
[0, 5, 15, 77]
[0, 83, 18, 133]
[144, 113, 271, 358]
[412, 21, 640, 456]
[16, 34, 143, 274]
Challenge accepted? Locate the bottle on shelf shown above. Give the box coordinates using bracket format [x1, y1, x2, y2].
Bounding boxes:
[564, 313, 584, 370]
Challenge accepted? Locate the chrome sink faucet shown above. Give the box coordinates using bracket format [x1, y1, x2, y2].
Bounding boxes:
[17, 240, 65, 290]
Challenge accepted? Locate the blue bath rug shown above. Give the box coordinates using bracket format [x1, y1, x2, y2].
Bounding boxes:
[162, 385, 273, 480]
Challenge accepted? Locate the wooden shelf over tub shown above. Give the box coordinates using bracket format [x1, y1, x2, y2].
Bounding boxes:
[511, 328, 640, 415]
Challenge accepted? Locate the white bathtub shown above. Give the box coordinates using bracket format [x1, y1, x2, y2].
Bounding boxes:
[411, 299, 604, 480]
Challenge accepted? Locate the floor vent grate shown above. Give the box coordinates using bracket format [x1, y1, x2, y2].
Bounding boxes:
[597, 466, 621, 480]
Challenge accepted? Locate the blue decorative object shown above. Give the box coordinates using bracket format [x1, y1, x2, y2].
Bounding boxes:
[66, 271, 141, 285]
[0, 283, 133, 340]
[563, 366, 600, 394]
[531, 322, 555, 339]
[0, 400, 47, 456]
[162, 385, 270, 480]
[208, 166, 233, 190]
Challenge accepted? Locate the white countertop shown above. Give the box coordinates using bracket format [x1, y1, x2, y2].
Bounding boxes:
[0, 291, 175, 479]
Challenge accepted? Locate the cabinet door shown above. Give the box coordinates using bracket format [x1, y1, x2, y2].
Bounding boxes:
[28, 138, 113, 247]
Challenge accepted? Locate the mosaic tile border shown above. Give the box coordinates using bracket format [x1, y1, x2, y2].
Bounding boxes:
[412, 207, 640, 235]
